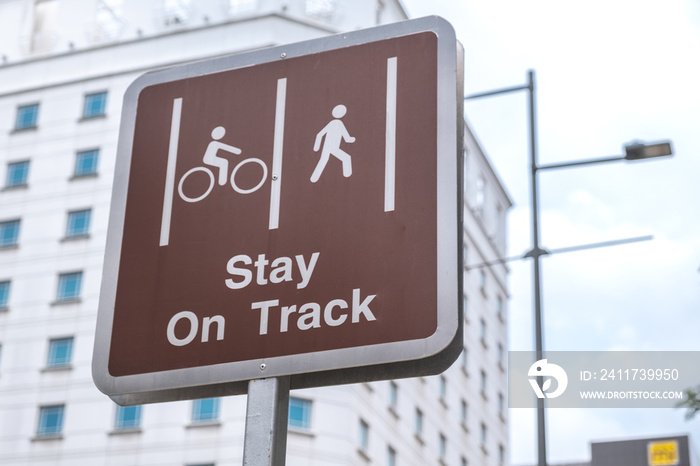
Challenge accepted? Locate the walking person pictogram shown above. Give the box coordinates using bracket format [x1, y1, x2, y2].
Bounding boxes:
[311, 104, 355, 182]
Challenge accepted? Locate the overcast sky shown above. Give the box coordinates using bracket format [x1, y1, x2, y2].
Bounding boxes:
[400, 0, 700, 463]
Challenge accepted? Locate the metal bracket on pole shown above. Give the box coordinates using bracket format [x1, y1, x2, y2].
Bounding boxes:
[243, 376, 291, 466]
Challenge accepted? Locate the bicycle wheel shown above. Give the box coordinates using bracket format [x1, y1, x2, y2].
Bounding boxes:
[178, 166, 215, 202]
[230, 158, 268, 194]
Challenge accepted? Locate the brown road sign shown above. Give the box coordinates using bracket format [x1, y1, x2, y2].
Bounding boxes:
[93, 16, 463, 404]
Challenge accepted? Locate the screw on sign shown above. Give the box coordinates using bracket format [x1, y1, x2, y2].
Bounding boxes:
[93, 17, 462, 403]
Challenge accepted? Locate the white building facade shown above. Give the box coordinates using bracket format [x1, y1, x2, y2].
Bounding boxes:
[0, 1, 511, 465]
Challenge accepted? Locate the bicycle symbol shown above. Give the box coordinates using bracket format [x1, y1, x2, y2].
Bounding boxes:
[177, 126, 268, 203]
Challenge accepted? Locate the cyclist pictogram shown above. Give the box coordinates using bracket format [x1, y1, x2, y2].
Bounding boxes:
[177, 126, 268, 203]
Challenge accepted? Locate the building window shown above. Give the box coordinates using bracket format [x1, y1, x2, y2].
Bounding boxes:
[439, 375, 447, 402]
[6, 161, 30, 188]
[82, 91, 108, 119]
[498, 392, 505, 419]
[479, 269, 486, 293]
[56, 272, 82, 302]
[497, 343, 504, 369]
[387, 445, 396, 466]
[480, 369, 487, 396]
[388, 381, 398, 411]
[460, 399, 468, 426]
[463, 242, 468, 269]
[479, 318, 487, 343]
[499, 444, 505, 464]
[37, 405, 65, 437]
[288, 397, 311, 430]
[15, 103, 39, 130]
[47, 337, 74, 368]
[439, 432, 447, 459]
[462, 147, 469, 194]
[460, 346, 468, 372]
[65, 209, 91, 238]
[480, 422, 487, 448]
[414, 408, 423, 437]
[0, 220, 20, 248]
[192, 398, 220, 423]
[74, 149, 99, 177]
[0, 281, 10, 309]
[475, 176, 485, 215]
[463, 293, 468, 322]
[358, 419, 369, 452]
[461, 457, 468, 466]
[496, 203, 505, 247]
[115, 404, 142, 430]
[496, 294, 503, 318]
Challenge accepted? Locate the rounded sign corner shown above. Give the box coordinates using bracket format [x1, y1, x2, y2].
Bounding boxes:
[123, 72, 156, 105]
[91, 362, 116, 398]
[428, 315, 462, 356]
[416, 15, 457, 42]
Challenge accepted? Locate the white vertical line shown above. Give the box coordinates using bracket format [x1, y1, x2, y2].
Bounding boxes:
[269, 78, 287, 230]
[160, 97, 182, 246]
[385, 57, 397, 212]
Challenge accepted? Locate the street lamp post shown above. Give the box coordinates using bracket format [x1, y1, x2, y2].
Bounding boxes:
[464, 70, 673, 466]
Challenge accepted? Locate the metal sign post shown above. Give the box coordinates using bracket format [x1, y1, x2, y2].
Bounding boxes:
[243, 377, 291, 466]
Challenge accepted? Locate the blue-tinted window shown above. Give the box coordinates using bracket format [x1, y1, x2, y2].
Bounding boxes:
[115, 405, 142, 430]
[37, 405, 64, 437]
[192, 398, 219, 423]
[74, 149, 99, 177]
[288, 397, 311, 430]
[6, 161, 29, 187]
[82, 91, 107, 118]
[358, 419, 369, 451]
[56, 272, 82, 301]
[439, 432, 447, 458]
[388, 381, 397, 409]
[47, 337, 73, 368]
[387, 446, 396, 466]
[15, 103, 39, 130]
[0, 281, 9, 309]
[0, 220, 20, 248]
[414, 408, 423, 435]
[66, 209, 91, 238]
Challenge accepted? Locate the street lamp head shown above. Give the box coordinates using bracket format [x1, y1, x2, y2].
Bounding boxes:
[624, 140, 673, 161]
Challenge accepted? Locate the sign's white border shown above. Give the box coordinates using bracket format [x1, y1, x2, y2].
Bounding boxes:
[93, 16, 462, 403]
